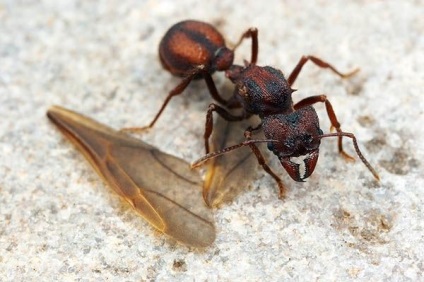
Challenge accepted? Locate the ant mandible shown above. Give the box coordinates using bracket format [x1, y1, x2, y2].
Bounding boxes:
[193, 58, 380, 198]
[125, 20, 258, 131]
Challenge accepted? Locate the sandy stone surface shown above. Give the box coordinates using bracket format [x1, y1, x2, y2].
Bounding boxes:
[1, 0, 423, 280]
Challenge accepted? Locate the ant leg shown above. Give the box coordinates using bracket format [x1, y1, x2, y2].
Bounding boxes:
[203, 72, 230, 105]
[244, 128, 287, 198]
[287, 55, 359, 87]
[294, 95, 355, 161]
[122, 66, 204, 133]
[233, 27, 258, 65]
[204, 103, 247, 153]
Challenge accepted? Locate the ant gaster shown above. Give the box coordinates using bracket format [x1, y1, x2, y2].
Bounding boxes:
[194, 59, 380, 198]
[125, 20, 258, 131]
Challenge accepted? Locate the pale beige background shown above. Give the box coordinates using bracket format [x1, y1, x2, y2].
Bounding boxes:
[1, 0, 423, 280]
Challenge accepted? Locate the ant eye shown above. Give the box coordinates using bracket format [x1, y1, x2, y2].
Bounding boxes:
[267, 142, 275, 152]
[302, 134, 316, 149]
[306, 134, 313, 143]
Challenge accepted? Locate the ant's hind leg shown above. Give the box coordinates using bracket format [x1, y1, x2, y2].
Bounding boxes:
[294, 95, 355, 161]
[287, 55, 359, 87]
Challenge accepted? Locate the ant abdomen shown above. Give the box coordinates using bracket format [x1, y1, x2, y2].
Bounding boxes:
[159, 20, 234, 77]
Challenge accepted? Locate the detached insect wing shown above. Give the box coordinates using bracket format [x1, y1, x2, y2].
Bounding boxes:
[47, 106, 215, 248]
[203, 115, 259, 207]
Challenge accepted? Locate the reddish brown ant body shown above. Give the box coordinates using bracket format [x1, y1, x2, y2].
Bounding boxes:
[194, 59, 380, 198]
[133, 20, 258, 130]
[130, 19, 379, 199]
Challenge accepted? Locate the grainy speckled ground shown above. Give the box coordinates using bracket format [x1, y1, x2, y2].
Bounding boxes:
[1, 0, 423, 280]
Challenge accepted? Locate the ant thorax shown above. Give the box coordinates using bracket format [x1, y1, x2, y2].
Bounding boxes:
[227, 65, 295, 117]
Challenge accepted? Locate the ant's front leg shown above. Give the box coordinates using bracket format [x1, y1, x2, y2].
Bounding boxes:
[294, 95, 355, 161]
[204, 103, 247, 153]
[287, 55, 359, 87]
[244, 127, 287, 199]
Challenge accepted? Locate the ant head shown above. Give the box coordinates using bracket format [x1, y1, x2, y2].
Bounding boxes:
[263, 106, 323, 181]
[212, 47, 234, 71]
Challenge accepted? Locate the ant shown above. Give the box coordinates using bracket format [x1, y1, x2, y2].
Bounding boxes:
[193, 59, 380, 198]
[124, 20, 258, 131]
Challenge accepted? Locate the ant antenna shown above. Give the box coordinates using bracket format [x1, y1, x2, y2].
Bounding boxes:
[317, 132, 380, 181]
[191, 139, 277, 168]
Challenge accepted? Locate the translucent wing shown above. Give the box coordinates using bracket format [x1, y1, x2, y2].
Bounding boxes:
[47, 106, 215, 248]
[203, 115, 259, 207]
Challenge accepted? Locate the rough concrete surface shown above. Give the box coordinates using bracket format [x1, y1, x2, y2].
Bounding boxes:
[1, 0, 423, 281]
